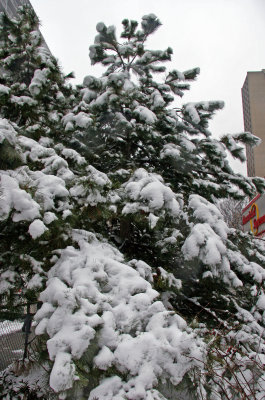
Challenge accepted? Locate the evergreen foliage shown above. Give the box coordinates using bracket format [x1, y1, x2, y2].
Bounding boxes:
[1, 8, 265, 400]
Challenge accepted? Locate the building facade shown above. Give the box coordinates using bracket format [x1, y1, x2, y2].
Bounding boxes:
[0, 0, 50, 51]
[242, 70, 265, 177]
[0, 0, 32, 17]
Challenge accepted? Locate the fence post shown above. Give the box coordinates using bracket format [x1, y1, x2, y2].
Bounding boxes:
[22, 303, 32, 361]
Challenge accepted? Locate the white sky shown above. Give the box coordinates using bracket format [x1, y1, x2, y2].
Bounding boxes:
[31, 0, 265, 175]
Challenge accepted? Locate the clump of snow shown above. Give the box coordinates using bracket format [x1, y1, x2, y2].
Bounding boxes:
[171, 69, 185, 80]
[184, 227, 242, 285]
[122, 168, 181, 218]
[94, 346, 115, 371]
[150, 89, 165, 110]
[91, 92, 109, 108]
[182, 195, 247, 287]
[83, 75, 101, 89]
[62, 209, 72, 219]
[183, 101, 224, 125]
[28, 219, 48, 239]
[0, 173, 40, 222]
[74, 112, 92, 129]
[180, 135, 196, 151]
[118, 43, 134, 57]
[62, 113, 75, 131]
[56, 91, 65, 102]
[49, 352, 77, 392]
[202, 270, 213, 279]
[80, 87, 97, 103]
[128, 259, 153, 282]
[19, 135, 53, 160]
[158, 267, 182, 290]
[134, 105, 157, 124]
[43, 211, 58, 225]
[0, 118, 18, 146]
[87, 165, 111, 187]
[70, 166, 110, 207]
[156, 228, 183, 251]
[188, 194, 229, 239]
[11, 95, 37, 106]
[35, 231, 204, 395]
[0, 270, 18, 295]
[227, 250, 265, 284]
[182, 222, 226, 266]
[257, 294, 265, 311]
[107, 72, 126, 88]
[18, 135, 74, 183]
[30, 29, 41, 44]
[61, 148, 86, 165]
[34, 173, 69, 211]
[184, 103, 200, 124]
[160, 143, 181, 159]
[222, 134, 246, 161]
[29, 68, 48, 97]
[0, 84, 10, 95]
[27, 273, 43, 289]
[148, 212, 159, 228]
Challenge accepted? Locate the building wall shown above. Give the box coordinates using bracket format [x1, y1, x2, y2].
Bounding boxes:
[0, 0, 50, 52]
[0, 0, 32, 17]
[242, 70, 265, 177]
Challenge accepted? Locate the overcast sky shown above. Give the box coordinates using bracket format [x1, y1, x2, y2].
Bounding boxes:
[31, 0, 265, 175]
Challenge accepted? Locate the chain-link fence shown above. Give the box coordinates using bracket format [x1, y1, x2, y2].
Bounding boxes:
[0, 305, 38, 372]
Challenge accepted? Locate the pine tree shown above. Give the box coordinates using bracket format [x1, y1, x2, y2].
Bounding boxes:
[0, 7, 78, 312]
[1, 10, 265, 400]
[65, 14, 265, 325]
[0, 5, 74, 138]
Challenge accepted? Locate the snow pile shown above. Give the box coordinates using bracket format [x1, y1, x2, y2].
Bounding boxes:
[0, 173, 40, 222]
[122, 168, 181, 222]
[35, 231, 204, 397]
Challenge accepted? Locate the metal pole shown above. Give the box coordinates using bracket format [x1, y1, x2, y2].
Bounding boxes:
[22, 303, 32, 361]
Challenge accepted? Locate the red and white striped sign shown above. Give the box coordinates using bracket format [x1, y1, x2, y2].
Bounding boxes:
[242, 193, 265, 237]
